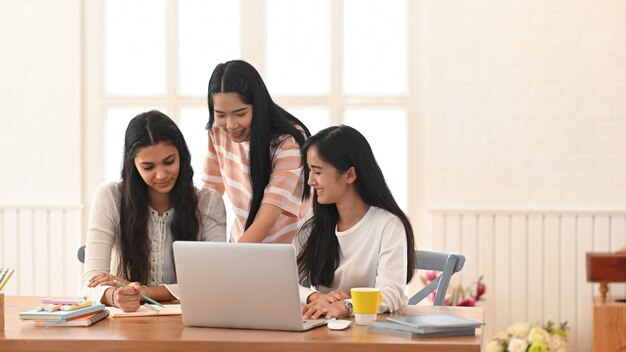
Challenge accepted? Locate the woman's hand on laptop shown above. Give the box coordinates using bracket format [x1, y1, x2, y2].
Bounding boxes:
[306, 289, 350, 305]
[88, 273, 130, 288]
[302, 300, 349, 320]
[302, 289, 350, 319]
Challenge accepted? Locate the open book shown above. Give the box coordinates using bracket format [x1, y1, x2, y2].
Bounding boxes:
[106, 303, 181, 318]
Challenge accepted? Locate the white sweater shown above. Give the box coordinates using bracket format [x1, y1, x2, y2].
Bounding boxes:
[296, 206, 409, 312]
[81, 182, 227, 302]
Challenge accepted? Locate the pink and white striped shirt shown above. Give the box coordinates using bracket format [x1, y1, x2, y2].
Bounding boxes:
[202, 126, 310, 243]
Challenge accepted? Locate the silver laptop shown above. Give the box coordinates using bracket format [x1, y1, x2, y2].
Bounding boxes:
[173, 241, 328, 331]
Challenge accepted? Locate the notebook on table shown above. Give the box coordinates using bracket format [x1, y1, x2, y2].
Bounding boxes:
[368, 320, 477, 338]
[385, 314, 484, 334]
[107, 303, 182, 318]
[20, 303, 106, 321]
[173, 241, 328, 331]
[33, 310, 110, 327]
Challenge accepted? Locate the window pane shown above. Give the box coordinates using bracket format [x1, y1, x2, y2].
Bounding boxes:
[343, 0, 407, 95]
[178, 0, 241, 96]
[104, 0, 166, 96]
[266, 0, 330, 95]
[344, 109, 407, 210]
[286, 108, 331, 136]
[104, 108, 163, 182]
[179, 108, 209, 188]
[180, 108, 234, 237]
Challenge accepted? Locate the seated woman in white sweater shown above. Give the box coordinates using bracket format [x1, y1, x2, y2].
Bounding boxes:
[82, 110, 226, 312]
[296, 125, 416, 320]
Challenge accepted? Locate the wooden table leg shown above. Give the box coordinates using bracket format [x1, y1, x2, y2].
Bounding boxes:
[599, 282, 608, 302]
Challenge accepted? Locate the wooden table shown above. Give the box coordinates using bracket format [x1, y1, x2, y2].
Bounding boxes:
[593, 296, 626, 352]
[1, 296, 484, 351]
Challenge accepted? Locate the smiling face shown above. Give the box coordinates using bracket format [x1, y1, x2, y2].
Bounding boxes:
[212, 92, 253, 143]
[306, 146, 355, 205]
[134, 141, 180, 196]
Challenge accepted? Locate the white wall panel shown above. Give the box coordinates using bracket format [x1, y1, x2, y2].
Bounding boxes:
[430, 210, 626, 352]
[0, 206, 82, 296]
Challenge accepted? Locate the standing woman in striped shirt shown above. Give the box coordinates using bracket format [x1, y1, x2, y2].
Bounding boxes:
[202, 60, 311, 243]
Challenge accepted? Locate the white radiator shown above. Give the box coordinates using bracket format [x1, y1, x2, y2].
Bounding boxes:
[0, 205, 83, 296]
[429, 209, 626, 352]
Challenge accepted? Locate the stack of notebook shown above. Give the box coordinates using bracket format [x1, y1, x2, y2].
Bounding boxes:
[19, 298, 108, 327]
[368, 314, 484, 338]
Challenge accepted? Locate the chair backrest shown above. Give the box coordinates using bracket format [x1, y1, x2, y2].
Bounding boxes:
[409, 250, 465, 306]
[77, 245, 85, 264]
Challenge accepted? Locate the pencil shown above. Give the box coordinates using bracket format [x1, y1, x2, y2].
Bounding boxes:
[0, 268, 7, 285]
[113, 280, 164, 307]
[143, 303, 160, 313]
[0, 269, 14, 292]
[61, 301, 92, 311]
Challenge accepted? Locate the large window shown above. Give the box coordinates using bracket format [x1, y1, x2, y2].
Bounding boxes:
[86, 0, 413, 221]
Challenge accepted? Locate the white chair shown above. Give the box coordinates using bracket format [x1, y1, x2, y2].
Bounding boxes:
[409, 250, 465, 306]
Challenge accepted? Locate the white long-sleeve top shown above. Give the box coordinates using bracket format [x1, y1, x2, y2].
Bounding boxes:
[295, 206, 409, 312]
[81, 182, 227, 303]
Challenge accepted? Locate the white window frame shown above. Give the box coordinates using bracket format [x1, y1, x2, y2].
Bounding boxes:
[81, 0, 426, 242]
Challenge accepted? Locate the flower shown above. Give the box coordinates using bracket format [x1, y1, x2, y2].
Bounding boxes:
[549, 334, 570, 352]
[489, 321, 571, 352]
[508, 322, 531, 338]
[475, 280, 486, 300]
[508, 337, 529, 352]
[528, 327, 551, 344]
[419, 273, 486, 306]
[486, 340, 506, 352]
[528, 340, 548, 352]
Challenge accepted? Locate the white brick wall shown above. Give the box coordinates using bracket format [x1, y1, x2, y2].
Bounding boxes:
[426, 0, 626, 210]
[0, 0, 81, 205]
[3, 0, 622, 213]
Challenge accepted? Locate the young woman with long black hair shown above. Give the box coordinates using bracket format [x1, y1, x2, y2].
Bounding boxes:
[203, 60, 311, 243]
[296, 125, 416, 319]
[82, 110, 226, 312]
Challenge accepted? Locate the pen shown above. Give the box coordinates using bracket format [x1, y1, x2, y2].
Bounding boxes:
[113, 280, 164, 307]
[0, 269, 14, 292]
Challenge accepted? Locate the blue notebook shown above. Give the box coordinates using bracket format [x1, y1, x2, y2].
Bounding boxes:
[33, 310, 110, 327]
[368, 320, 477, 338]
[385, 315, 484, 334]
[20, 303, 106, 321]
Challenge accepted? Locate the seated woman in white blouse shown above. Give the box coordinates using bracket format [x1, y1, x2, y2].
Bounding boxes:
[296, 125, 416, 319]
[82, 110, 226, 312]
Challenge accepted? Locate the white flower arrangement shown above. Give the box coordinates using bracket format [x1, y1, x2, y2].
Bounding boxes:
[486, 321, 571, 352]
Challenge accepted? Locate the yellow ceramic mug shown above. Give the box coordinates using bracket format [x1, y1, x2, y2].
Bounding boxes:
[350, 287, 382, 325]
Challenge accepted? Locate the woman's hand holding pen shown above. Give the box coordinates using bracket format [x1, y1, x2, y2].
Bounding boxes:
[88, 273, 141, 312]
[114, 282, 143, 312]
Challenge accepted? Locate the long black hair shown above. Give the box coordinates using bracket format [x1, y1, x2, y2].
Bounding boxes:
[206, 60, 311, 230]
[297, 125, 416, 287]
[118, 110, 200, 283]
